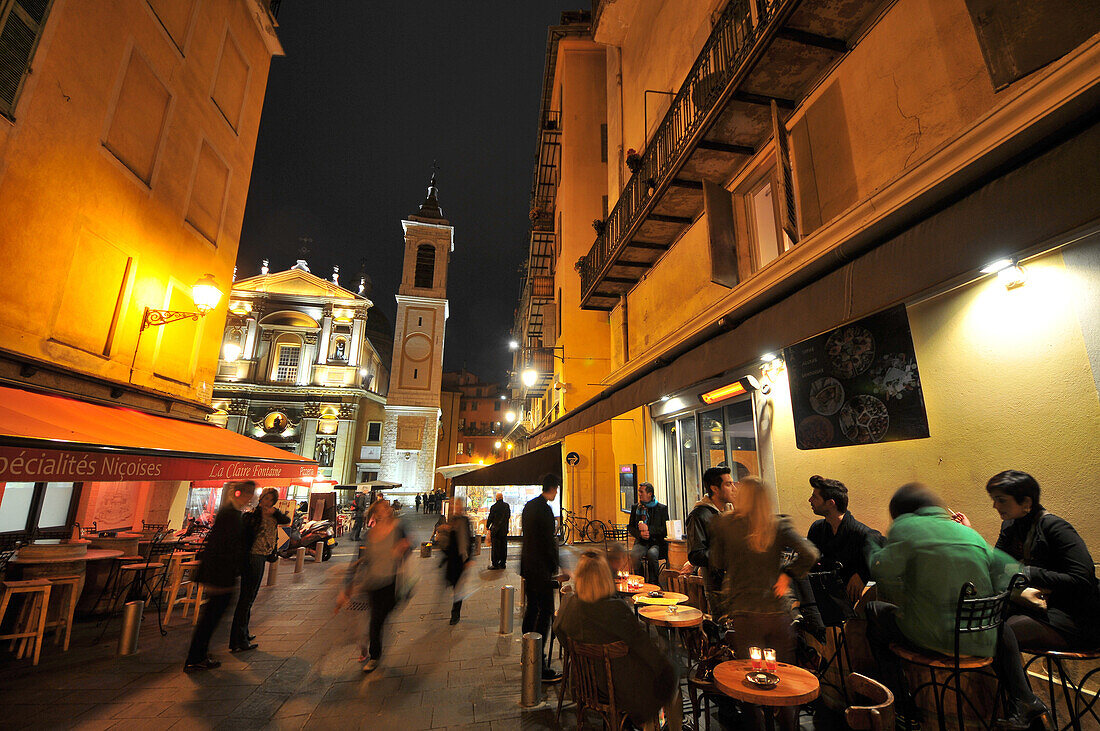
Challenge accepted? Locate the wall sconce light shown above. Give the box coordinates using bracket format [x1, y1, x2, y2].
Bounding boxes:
[494, 441, 502, 449]
[521, 369, 538, 388]
[505, 410, 516, 423]
[222, 342, 242, 362]
[980, 258, 1026, 289]
[141, 274, 223, 331]
[508, 339, 519, 350]
[506, 442, 513, 451]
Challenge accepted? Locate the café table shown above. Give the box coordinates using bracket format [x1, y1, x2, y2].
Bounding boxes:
[10, 548, 125, 615]
[639, 604, 703, 731]
[713, 659, 820, 731]
[633, 591, 689, 607]
[616, 580, 660, 595]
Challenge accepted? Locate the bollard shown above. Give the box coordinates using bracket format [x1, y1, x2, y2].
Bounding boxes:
[294, 546, 306, 573]
[266, 559, 278, 586]
[520, 577, 526, 609]
[520, 632, 543, 707]
[118, 600, 144, 655]
[499, 585, 515, 635]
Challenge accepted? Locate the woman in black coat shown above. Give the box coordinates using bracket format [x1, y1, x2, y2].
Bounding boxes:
[554, 551, 676, 725]
[441, 499, 476, 624]
[229, 487, 290, 652]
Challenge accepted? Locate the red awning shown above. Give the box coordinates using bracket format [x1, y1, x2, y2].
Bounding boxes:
[0, 386, 317, 483]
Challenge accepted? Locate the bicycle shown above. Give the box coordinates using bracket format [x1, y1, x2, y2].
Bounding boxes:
[558, 504, 606, 545]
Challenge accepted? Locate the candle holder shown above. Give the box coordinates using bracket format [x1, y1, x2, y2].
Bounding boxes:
[763, 647, 777, 672]
[749, 646, 763, 671]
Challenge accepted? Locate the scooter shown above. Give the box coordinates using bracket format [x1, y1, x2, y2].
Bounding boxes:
[278, 514, 336, 561]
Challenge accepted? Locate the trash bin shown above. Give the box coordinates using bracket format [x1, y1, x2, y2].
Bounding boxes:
[420, 542, 432, 558]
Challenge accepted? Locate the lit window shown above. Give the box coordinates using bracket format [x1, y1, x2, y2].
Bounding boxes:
[274, 343, 300, 382]
[746, 174, 793, 270]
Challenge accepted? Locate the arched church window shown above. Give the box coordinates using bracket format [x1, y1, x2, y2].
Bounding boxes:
[414, 244, 435, 288]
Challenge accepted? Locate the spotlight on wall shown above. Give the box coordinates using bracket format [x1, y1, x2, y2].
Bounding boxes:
[981, 258, 1027, 289]
[521, 369, 538, 388]
[761, 352, 777, 363]
[494, 441, 502, 449]
[500, 394, 506, 400]
[222, 342, 242, 362]
[508, 339, 519, 350]
[505, 410, 516, 423]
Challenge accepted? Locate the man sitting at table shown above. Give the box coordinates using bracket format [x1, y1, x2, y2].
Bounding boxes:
[628, 482, 668, 584]
[807, 474, 884, 603]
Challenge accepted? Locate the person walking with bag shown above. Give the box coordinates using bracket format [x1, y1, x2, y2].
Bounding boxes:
[442, 498, 476, 624]
[229, 487, 290, 653]
[184, 480, 256, 672]
[336, 498, 410, 673]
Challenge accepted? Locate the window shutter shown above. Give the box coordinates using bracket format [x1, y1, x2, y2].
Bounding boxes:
[0, 0, 52, 118]
[771, 100, 799, 244]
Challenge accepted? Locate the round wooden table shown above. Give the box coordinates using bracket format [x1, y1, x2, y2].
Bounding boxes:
[633, 591, 689, 606]
[638, 604, 703, 628]
[616, 581, 660, 595]
[714, 659, 820, 730]
[10, 549, 124, 615]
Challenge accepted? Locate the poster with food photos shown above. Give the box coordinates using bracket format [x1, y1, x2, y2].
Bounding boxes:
[783, 304, 930, 449]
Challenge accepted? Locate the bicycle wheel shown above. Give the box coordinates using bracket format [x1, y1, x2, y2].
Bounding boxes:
[585, 520, 606, 544]
[557, 520, 570, 546]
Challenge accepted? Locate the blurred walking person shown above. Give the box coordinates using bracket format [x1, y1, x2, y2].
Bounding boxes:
[521, 473, 568, 682]
[229, 487, 290, 652]
[486, 492, 510, 569]
[336, 498, 410, 672]
[441, 498, 476, 624]
[184, 480, 257, 672]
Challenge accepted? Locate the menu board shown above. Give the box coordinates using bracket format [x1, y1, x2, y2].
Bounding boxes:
[783, 304, 930, 450]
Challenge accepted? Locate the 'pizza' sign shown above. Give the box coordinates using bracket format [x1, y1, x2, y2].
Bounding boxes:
[783, 304, 930, 450]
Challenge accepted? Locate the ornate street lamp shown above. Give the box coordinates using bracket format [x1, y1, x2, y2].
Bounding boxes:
[140, 274, 223, 331]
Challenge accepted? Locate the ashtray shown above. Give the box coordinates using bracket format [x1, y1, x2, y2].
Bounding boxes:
[745, 671, 780, 688]
[646, 590, 664, 598]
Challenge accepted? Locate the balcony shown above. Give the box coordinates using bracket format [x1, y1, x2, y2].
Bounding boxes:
[578, 0, 888, 310]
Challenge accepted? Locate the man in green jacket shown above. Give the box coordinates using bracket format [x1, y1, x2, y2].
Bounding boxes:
[864, 483, 1018, 728]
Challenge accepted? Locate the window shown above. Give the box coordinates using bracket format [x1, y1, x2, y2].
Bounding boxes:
[414, 244, 435, 288]
[494, 401, 501, 411]
[0, 0, 54, 119]
[274, 343, 300, 382]
[366, 421, 382, 442]
[600, 124, 608, 162]
[0, 481, 80, 536]
[746, 174, 793, 270]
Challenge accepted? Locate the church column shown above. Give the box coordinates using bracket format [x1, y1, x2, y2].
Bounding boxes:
[318, 312, 333, 365]
[243, 317, 258, 359]
[349, 315, 365, 366]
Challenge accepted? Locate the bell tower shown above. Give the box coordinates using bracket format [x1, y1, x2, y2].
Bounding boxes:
[379, 175, 452, 496]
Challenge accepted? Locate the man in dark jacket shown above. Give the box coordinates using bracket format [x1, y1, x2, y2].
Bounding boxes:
[684, 467, 736, 594]
[521, 473, 567, 682]
[806, 474, 885, 603]
[351, 490, 368, 541]
[486, 492, 511, 569]
[185, 480, 256, 671]
[628, 482, 669, 583]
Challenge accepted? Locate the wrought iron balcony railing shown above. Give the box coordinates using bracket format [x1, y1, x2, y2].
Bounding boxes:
[578, 0, 779, 300]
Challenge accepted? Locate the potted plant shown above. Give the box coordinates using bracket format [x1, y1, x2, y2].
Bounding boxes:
[625, 148, 642, 173]
[592, 219, 607, 236]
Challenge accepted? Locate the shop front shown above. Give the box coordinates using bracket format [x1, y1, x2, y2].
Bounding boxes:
[451, 443, 563, 536]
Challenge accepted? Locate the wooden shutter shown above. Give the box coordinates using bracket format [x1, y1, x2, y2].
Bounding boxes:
[703, 179, 739, 288]
[771, 100, 799, 244]
[0, 0, 52, 118]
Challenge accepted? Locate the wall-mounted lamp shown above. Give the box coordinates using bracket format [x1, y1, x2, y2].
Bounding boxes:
[222, 342, 242, 362]
[521, 369, 538, 388]
[141, 274, 223, 331]
[494, 441, 502, 449]
[504, 410, 516, 423]
[980, 258, 1027, 290]
[508, 339, 519, 350]
[506, 442, 513, 451]
[699, 375, 762, 405]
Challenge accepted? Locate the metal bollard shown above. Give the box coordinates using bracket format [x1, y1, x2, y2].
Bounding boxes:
[520, 632, 543, 707]
[499, 585, 515, 635]
[520, 577, 526, 609]
[294, 546, 306, 573]
[266, 559, 278, 586]
[118, 600, 144, 655]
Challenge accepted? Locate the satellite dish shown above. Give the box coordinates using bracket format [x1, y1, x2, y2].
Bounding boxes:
[565, 451, 580, 466]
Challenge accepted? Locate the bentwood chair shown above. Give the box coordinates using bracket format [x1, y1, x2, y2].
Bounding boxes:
[844, 672, 895, 731]
[1023, 649, 1100, 731]
[564, 639, 631, 731]
[890, 575, 1024, 730]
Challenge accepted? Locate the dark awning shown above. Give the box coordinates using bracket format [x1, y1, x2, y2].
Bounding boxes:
[529, 109, 1100, 448]
[452, 443, 563, 487]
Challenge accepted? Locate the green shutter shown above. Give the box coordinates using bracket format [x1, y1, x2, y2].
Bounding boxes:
[0, 0, 52, 118]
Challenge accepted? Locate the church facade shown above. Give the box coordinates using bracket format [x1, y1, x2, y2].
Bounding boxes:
[378, 179, 452, 499]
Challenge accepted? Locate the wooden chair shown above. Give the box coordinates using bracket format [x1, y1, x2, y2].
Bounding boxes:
[44, 574, 81, 651]
[1023, 649, 1100, 731]
[171, 559, 205, 625]
[845, 672, 894, 731]
[0, 541, 53, 665]
[890, 576, 1022, 731]
[564, 638, 631, 731]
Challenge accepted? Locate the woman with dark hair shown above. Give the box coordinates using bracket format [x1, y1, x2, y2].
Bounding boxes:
[336, 499, 410, 673]
[230, 487, 290, 652]
[982, 470, 1099, 729]
[554, 550, 676, 726]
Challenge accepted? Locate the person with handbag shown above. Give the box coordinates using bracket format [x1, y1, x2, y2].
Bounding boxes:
[336, 498, 410, 673]
[230, 486, 290, 653]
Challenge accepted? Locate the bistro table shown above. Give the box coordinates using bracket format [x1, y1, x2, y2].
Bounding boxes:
[633, 591, 689, 607]
[713, 659, 820, 731]
[10, 548, 125, 615]
[638, 604, 703, 731]
[616, 577, 660, 595]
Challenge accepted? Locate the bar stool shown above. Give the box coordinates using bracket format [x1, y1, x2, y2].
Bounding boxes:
[1023, 649, 1100, 731]
[164, 555, 198, 623]
[44, 574, 81, 651]
[172, 560, 205, 625]
[0, 579, 52, 665]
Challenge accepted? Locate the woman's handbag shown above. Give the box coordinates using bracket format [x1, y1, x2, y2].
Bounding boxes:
[266, 547, 279, 563]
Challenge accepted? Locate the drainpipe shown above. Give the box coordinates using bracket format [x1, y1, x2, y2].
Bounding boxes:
[620, 294, 629, 363]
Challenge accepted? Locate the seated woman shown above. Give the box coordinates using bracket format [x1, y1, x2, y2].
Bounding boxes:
[983, 470, 1100, 729]
[553, 551, 676, 727]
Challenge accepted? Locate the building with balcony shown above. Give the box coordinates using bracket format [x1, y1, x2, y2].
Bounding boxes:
[0, 1, 313, 541]
[442, 369, 510, 466]
[211, 259, 390, 487]
[512, 0, 1100, 549]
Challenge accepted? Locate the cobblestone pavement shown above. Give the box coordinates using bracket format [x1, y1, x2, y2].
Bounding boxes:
[0, 511, 567, 730]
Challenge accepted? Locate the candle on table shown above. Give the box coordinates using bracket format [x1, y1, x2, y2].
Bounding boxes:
[763, 647, 777, 672]
[749, 646, 763, 671]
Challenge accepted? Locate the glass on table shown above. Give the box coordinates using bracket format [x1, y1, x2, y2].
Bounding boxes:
[749, 646, 763, 671]
[763, 647, 777, 672]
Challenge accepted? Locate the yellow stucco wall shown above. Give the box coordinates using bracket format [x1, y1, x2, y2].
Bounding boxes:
[770, 248, 1100, 550]
[0, 1, 276, 405]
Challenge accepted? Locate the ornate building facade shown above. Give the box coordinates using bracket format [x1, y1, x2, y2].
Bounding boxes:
[379, 178, 452, 499]
[212, 261, 390, 487]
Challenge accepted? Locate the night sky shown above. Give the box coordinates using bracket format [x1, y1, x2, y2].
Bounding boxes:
[238, 2, 581, 384]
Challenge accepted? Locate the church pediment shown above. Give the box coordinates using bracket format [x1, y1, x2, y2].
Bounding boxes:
[233, 269, 364, 301]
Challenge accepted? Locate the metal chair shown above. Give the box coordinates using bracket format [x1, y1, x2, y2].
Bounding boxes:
[563, 638, 631, 731]
[890, 576, 1023, 731]
[803, 567, 858, 704]
[844, 672, 895, 731]
[1023, 649, 1100, 731]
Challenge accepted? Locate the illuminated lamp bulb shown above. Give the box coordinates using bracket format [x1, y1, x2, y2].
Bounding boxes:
[222, 342, 242, 362]
[192, 274, 222, 313]
[508, 339, 519, 350]
[521, 369, 538, 388]
[505, 411, 516, 423]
